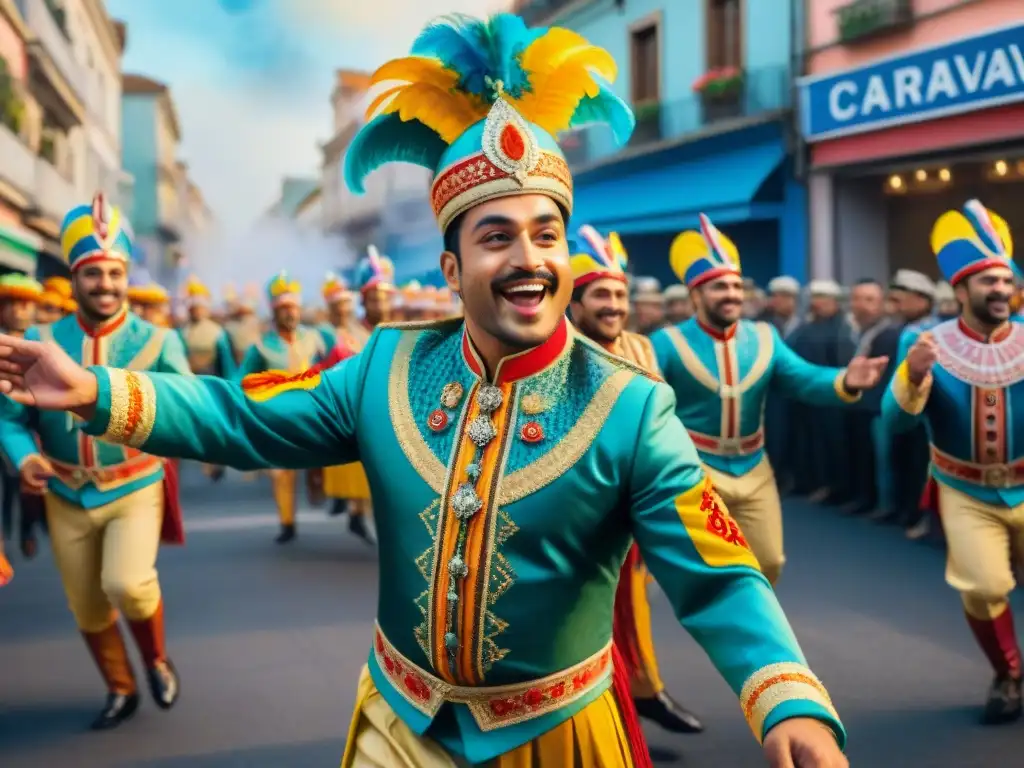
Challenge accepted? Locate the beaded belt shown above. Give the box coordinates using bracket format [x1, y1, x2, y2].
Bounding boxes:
[47, 454, 163, 491]
[372, 623, 613, 731]
[930, 446, 1024, 489]
[688, 428, 764, 456]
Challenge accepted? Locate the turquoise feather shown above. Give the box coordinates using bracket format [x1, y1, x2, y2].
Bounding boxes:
[344, 114, 447, 194]
[569, 77, 635, 146]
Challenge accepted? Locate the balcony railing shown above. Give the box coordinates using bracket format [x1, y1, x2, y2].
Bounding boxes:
[22, 0, 86, 101]
[557, 64, 790, 169]
[34, 157, 78, 222]
[0, 123, 36, 197]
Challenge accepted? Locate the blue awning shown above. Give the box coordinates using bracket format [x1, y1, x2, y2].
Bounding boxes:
[572, 140, 785, 235]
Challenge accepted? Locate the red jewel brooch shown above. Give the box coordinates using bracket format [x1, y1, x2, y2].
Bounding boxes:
[428, 409, 449, 432]
[520, 421, 544, 443]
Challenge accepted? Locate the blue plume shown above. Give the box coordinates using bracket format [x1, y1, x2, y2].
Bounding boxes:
[411, 13, 544, 102]
[344, 114, 447, 195]
[569, 76, 635, 146]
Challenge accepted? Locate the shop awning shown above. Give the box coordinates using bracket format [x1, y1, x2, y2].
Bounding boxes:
[0, 222, 41, 274]
[573, 140, 785, 235]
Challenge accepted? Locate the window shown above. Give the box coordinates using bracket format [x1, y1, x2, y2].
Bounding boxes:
[706, 0, 743, 69]
[630, 21, 660, 104]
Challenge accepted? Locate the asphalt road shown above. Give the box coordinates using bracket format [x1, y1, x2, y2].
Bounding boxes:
[2, 464, 1023, 767]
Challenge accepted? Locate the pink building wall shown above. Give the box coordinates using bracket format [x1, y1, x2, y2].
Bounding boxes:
[806, 0, 1023, 75]
[0, 12, 26, 81]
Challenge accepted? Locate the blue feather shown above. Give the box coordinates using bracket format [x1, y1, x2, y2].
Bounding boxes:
[344, 114, 447, 195]
[569, 78, 635, 146]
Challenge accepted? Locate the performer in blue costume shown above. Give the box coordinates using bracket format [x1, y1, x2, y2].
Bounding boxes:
[0, 14, 848, 768]
[881, 200, 1024, 725]
[650, 215, 888, 585]
[0, 193, 188, 730]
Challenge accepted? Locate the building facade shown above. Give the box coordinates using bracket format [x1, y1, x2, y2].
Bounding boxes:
[319, 69, 441, 285]
[517, 0, 808, 286]
[798, 0, 1024, 282]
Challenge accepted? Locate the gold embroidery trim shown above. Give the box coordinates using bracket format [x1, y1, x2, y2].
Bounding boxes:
[739, 662, 839, 743]
[125, 328, 167, 371]
[373, 622, 613, 731]
[740, 323, 775, 391]
[665, 326, 720, 392]
[388, 332, 447, 495]
[103, 369, 157, 448]
[832, 369, 862, 404]
[496, 369, 633, 505]
[891, 361, 931, 415]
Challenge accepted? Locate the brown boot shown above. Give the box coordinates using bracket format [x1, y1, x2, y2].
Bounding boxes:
[81, 621, 139, 730]
[127, 601, 179, 710]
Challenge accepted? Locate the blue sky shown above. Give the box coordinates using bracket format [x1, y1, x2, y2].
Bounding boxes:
[107, 0, 509, 236]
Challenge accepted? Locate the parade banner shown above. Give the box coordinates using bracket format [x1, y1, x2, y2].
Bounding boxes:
[798, 22, 1024, 142]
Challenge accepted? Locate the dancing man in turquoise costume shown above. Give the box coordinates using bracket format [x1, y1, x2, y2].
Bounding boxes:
[0, 193, 187, 730]
[650, 217, 888, 586]
[235, 270, 326, 544]
[881, 200, 1024, 725]
[0, 15, 848, 768]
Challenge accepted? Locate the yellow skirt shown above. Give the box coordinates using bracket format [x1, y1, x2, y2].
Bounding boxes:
[341, 666, 635, 768]
[324, 463, 370, 500]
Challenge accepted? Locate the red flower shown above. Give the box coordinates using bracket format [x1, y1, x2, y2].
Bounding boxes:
[524, 687, 544, 707]
[520, 421, 544, 443]
[427, 409, 449, 432]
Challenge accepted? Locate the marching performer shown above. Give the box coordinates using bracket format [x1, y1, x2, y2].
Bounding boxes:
[320, 269, 376, 542]
[881, 200, 1024, 725]
[179, 276, 236, 377]
[0, 194, 188, 730]
[127, 283, 172, 327]
[224, 284, 262, 365]
[650, 216, 888, 585]
[36, 284, 66, 325]
[235, 271, 326, 543]
[568, 225, 703, 735]
[0, 14, 848, 767]
[43, 276, 77, 317]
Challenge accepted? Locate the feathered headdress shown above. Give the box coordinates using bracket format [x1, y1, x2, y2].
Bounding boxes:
[354, 245, 396, 294]
[322, 271, 350, 302]
[127, 283, 170, 306]
[345, 13, 634, 232]
[931, 199, 1018, 285]
[570, 225, 628, 288]
[669, 214, 742, 289]
[60, 192, 135, 271]
[184, 275, 211, 306]
[266, 270, 302, 308]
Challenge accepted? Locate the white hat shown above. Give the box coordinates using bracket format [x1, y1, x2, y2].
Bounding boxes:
[808, 279, 842, 297]
[933, 281, 955, 301]
[664, 284, 689, 300]
[891, 269, 936, 299]
[767, 276, 800, 295]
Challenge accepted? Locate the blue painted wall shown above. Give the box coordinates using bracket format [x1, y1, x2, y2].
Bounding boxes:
[120, 96, 158, 235]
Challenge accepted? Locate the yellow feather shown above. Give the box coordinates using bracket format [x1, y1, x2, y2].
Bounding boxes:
[930, 211, 976, 256]
[515, 65, 603, 134]
[371, 57, 460, 91]
[521, 28, 617, 82]
[379, 84, 486, 143]
[669, 232, 711, 283]
[365, 85, 404, 119]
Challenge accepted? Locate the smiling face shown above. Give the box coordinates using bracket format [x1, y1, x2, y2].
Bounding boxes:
[73, 260, 128, 322]
[440, 194, 571, 360]
[956, 265, 1016, 326]
[570, 276, 629, 345]
[695, 273, 744, 328]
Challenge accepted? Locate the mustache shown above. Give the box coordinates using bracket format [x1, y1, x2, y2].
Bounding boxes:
[714, 299, 743, 308]
[492, 269, 558, 292]
[986, 294, 1012, 302]
[597, 309, 625, 318]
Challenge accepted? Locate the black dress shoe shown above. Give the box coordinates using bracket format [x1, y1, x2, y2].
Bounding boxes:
[147, 659, 180, 710]
[349, 514, 375, 545]
[329, 499, 348, 517]
[634, 691, 704, 733]
[982, 675, 1022, 725]
[275, 524, 296, 544]
[90, 692, 139, 730]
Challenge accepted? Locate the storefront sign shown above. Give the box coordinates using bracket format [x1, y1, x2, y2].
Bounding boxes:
[799, 22, 1024, 141]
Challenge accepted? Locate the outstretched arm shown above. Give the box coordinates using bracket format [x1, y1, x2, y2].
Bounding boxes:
[76, 331, 382, 470]
[769, 324, 861, 406]
[880, 327, 932, 434]
[629, 382, 845, 747]
[216, 330, 238, 379]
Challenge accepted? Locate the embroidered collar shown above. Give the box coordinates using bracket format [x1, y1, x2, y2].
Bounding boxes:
[277, 327, 297, 344]
[76, 305, 128, 339]
[932, 318, 1024, 388]
[957, 317, 1013, 344]
[697, 317, 737, 342]
[462, 316, 571, 385]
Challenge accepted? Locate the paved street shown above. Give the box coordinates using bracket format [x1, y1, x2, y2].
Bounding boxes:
[2, 465, 1023, 767]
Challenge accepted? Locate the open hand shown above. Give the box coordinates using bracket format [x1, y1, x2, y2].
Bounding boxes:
[19, 455, 54, 495]
[0, 334, 98, 416]
[763, 717, 847, 767]
[905, 332, 938, 386]
[842, 354, 889, 391]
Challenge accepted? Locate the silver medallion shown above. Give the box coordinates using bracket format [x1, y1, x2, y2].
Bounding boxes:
[452, 483, 483, 519]
[476, 384, 504, 414]
[448, 555, 469, 579]
[467, 415, 497, 447]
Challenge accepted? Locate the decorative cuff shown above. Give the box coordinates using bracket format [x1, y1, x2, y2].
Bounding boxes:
[82, 367, 156, 448]
[740, 662, 843, 746]
[833, 370, 862, 403]
[891, 361, 932, 415]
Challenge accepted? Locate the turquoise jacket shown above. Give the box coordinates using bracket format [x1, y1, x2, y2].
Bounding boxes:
[651, 318, 859, 476]
[80, 317, 845, 763]
[881, 318, 1024, 507]
[178, 318, 237, 378]
[234, 325, 326, 380]
[0, 310, 190, 508]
